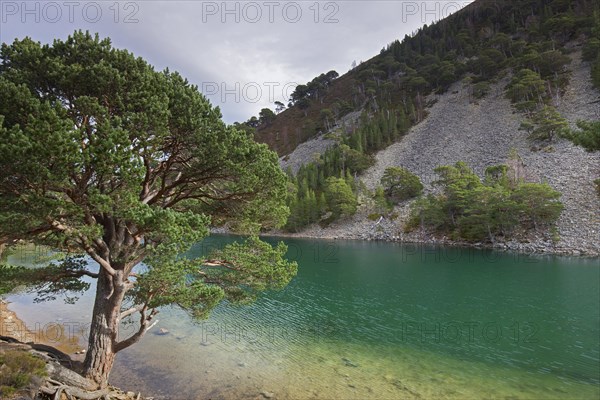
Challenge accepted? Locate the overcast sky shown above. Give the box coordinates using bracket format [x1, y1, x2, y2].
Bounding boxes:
[1, 1, 474, 123]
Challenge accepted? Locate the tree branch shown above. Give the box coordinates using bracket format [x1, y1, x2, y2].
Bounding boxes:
[46, 219, 116, 277]
[119, 305, 144, 320]
[203, 259, 239, 271]
[80, 242, 116, 277]
[0, 224, 56, 245]
[114, 305, 158, 353]
[70, 269, 99, 279]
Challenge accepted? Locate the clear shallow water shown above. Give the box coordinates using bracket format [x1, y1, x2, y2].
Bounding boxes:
[4, 237, 600, 399]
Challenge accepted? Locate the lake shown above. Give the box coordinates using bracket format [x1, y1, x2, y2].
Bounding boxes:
[4, 236, 600, 399]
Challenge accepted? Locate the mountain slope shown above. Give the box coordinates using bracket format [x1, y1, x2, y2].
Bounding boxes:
[252, 0, 600, 254]
[277, 50, 599, 255]
[256, 0, 600, 156]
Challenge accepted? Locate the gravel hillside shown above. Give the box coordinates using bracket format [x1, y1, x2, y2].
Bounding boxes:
[280, 51, 600, 256]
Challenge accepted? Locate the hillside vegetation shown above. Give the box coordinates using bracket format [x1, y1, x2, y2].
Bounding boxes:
[231, 0, 600, 253]
[255, 0, 599, 156]
[244, 0, 599, 241]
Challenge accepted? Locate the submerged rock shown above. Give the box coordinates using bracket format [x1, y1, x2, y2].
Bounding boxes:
[342, 357, 359, 367]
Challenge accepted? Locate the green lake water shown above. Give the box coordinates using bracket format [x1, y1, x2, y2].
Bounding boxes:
[4, 236, 600, 399]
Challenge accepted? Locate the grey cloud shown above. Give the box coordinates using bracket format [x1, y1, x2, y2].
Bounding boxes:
[1, 0, 473, 123]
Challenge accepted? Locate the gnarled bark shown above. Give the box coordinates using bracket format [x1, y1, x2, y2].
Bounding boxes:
[82, 269, 128, 387]
[81, 258, 156, 388]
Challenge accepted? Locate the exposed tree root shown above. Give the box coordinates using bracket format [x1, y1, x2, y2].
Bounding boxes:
[37, 377, 145, 400]
[39, 362, 144, 399]
[39, 378, 111, 400]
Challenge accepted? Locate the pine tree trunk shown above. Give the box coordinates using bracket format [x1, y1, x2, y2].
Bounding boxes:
[82, 269, 128, 388]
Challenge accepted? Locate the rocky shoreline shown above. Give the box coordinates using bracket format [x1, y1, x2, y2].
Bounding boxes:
[264, 228, 598, 257]
[214, 224, 599, 257]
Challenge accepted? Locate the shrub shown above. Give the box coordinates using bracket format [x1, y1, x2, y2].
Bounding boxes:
[507, 69, 546, 105]
[342, 145, 375, 173]
[582, 39, 600, 62]
[0, 350, 47, 397]
[407, 162, 563, 242]
[592, 56, 600, 89]
[324, 178, 357, 219]
[528, 106, 569, 142]
[563, 120, 600, 152]
[373, 186, 392, 214]
[472, 81, 490, 99]
[381, 167, 423, 203]
[368, 213, 383, 221]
